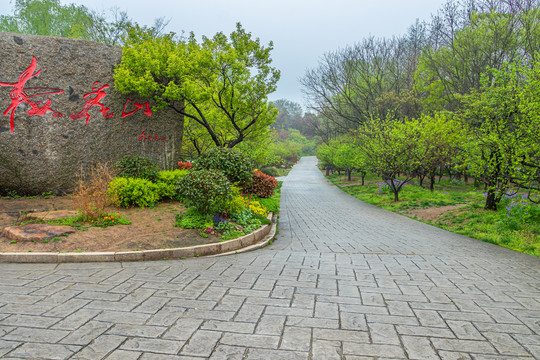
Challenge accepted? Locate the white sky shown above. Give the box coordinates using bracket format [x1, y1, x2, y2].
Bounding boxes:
[3, 0, 448, 108]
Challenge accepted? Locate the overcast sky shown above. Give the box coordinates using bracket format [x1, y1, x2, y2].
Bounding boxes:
[16, 0, 448, 108]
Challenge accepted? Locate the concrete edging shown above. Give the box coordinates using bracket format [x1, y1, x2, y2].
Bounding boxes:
[0, 214, 276, 263]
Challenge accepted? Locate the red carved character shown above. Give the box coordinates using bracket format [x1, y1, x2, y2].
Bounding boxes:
[138, 131, 167, 142]
[70, 81, 113, 124]
[0, 56, 63, 133]
[122, 99, 152, 118]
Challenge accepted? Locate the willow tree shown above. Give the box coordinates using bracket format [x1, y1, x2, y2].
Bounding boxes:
[114, 23, 280, 149]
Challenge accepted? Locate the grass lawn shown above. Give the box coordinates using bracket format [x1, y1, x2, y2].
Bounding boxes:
[326, 171, 540, 257]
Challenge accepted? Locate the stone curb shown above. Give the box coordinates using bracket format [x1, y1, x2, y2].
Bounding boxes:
[211, 215, 277, 257]
[0, 213, 275, 263]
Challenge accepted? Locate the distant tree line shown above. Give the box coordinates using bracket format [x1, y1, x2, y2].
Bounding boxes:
[0, 0, 169, 45]
[304, 0, 540, 210]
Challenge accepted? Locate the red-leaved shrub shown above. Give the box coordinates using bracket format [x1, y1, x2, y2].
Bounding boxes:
[178, 161, 193, 170]
[245, 170, 277, 198]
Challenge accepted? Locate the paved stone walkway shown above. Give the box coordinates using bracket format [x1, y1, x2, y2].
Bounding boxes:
[0, 156, 539, 359]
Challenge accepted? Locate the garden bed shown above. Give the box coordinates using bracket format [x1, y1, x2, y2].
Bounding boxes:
[0, 196, 225, 253]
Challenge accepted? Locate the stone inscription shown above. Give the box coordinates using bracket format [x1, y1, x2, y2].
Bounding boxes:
[0, 56, 153, 133]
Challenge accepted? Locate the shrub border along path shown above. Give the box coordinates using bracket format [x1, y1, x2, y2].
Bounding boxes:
[0, 214, 276, 263]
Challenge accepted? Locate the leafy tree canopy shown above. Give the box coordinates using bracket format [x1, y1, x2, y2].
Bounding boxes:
[459, 59, 540, 209]
[115, 23, 280, 149]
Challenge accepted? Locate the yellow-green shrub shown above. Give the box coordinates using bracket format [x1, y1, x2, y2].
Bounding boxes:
[108, 177, 160, 208]
[157, 169, 189, 200]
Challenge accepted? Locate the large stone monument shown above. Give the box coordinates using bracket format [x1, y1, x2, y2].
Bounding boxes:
[0, 32, 183, 195]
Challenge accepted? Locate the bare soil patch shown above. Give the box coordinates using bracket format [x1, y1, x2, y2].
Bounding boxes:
[405, 204, 467, 222]
[0, 196, 220, 253]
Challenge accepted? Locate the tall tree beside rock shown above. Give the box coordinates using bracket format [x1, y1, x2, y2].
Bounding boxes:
[114, 23, 280, 149]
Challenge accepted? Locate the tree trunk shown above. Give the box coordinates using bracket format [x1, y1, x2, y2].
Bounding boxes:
[484, 189, 498, 210]
[430, 175, 436, 192]
[347, 169, 352, 181]
[361, 173, 365, 186]
[439, 167, 444, 182]
[393, 190, 399, 202]
[419, 175, 424, 187]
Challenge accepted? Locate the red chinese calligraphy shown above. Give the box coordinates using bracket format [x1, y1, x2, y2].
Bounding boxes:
[122, 99, 152, 118]
[70, 81, 113, 124]
[0, 56, 63, 133]
[138, 131, 166, 141]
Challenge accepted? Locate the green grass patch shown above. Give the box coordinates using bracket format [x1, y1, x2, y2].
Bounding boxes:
[20, 213, 131, 230]
[326, 172, 540, 257]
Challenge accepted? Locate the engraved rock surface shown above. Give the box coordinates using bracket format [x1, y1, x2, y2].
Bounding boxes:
[0, 32, 184, 195]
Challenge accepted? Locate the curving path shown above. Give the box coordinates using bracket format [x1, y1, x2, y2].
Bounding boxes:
[0, 156, 539, 359]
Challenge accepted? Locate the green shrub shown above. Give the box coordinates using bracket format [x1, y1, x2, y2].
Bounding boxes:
[157, 169, 189, 200]
[215, 186, 245, 216]
[260, 167, 280, 177]
[115, 155, 160, 182]
[176, 169, 232, 215]
[194, 147, 252, 185]
[108, 177, 160, 208]
[244, 170, 278, 198]
[175, 207, 212, 229]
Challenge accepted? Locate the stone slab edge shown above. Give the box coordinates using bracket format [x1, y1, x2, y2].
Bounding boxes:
[211, 215, 277, 257]
[0, 213, 275, 263]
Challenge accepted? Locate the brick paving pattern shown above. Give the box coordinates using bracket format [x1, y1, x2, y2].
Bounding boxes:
[0, 156, 539, 359]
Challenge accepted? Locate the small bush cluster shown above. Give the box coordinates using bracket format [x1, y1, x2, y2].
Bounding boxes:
[115, 155, 159, 182]
[176, 169, 232, 215]
[177, 161, 193, 170]
[108, 177, 160, 208]
[194, 147, 252, 185]
[109, 154, 189, 208]
[102, 148, 282, 242]
[245, 170, 278, 198]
